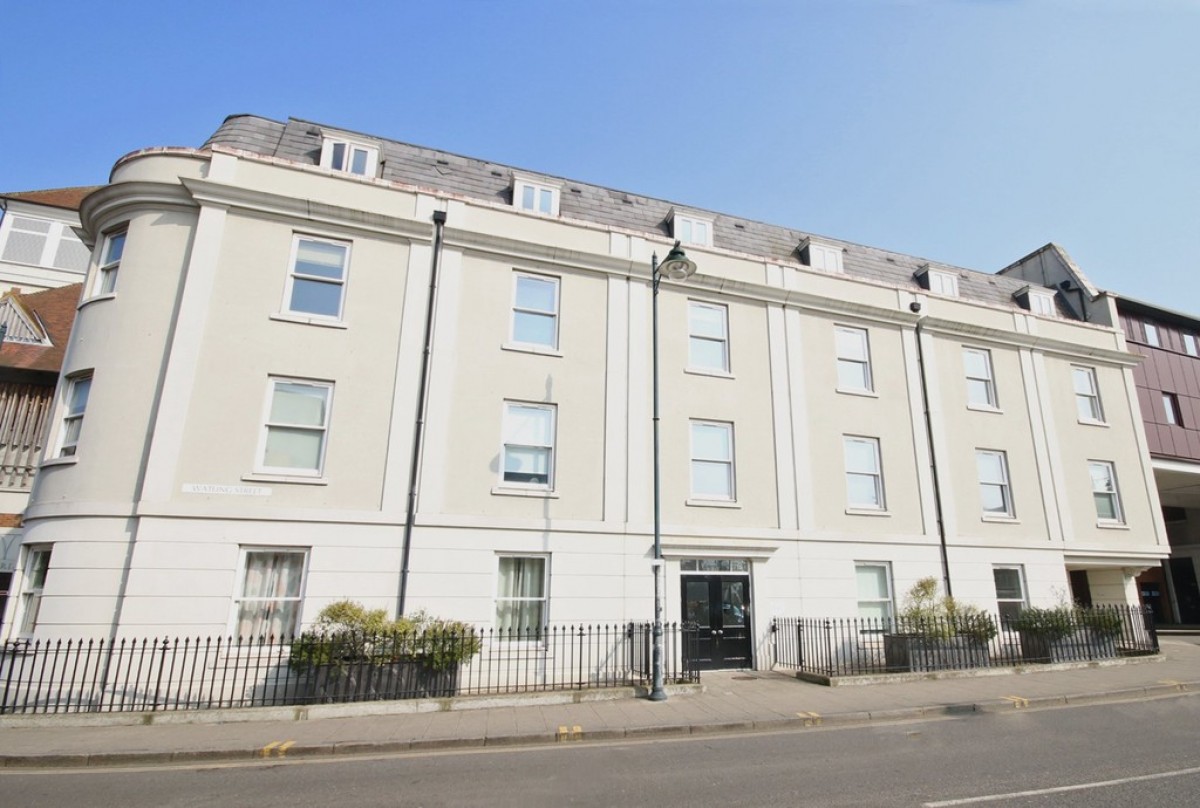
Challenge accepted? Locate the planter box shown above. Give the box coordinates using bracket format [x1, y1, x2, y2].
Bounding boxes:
[304, 660, 461, 703]
[883, 634, 991, 672]
[1019, 630, 1118, 664]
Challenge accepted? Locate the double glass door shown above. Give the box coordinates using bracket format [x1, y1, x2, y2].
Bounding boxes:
[681, 574, 752, 670]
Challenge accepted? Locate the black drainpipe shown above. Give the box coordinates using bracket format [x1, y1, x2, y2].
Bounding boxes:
[396, 209, 446, 617]
[913, 307, 953, 597]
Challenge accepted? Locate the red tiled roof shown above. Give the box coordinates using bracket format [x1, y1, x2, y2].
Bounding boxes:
[1, 187, 101, 212]
[0, 284, 82, 373]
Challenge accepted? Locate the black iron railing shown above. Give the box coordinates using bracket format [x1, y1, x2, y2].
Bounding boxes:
[0, 622, 700, 715]
[773, 605, 1158, 678]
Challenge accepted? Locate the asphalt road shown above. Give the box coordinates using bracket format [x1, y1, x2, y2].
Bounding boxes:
[4, 694, 1199, 807]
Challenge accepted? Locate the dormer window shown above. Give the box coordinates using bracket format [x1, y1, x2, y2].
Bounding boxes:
[671, 212, 713, 247]
[799, 238, 843, 273]
[1013, 286, 1057, 317]
[513, 176, 560, 216]
[915, 264, 959, 297]
[320, 137, 379, 177]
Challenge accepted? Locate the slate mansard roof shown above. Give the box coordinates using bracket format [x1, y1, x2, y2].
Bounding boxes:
[202, 114, 1060, 314]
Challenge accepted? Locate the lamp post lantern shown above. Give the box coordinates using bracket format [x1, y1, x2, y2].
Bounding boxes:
[649, 240, 697, 702]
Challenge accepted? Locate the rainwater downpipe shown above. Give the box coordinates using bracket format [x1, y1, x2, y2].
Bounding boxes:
[913, 306, 953, 598]
[396, 209, 446, 617]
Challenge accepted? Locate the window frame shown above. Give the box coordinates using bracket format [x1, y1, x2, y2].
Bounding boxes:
[1184, 333, 1198, 357]
[855, 561, 894, 624]
[1163, 392, 1184, 426]
[673, 213, 713, 248]
[57, 372, 93, 458]
[319, 137, 379, 177]
[687, 301, 730, 374]
[18, 546, 52, 636]
[992, 565, 1027, 625]
[1144, 322, 1161, 347]
[256, 377, 334, 478]
[1072, 366, 1104, 424]
[509, 272, 561, 351]
[844, 435, 885, 511]
[1089, 461, 1124, 524]
[0, 214, 89, 272]
[689, 419, 736, 501]
[801, 239, 843, 273]
[495, 555, 549, 636]
[500, 401, 557, 490]
[94, 229, 126, 296]
[835, 325, 873, 393]
[513, 177, 560, 216]
[1028, 291, 1056, 316]
[976, 449, 1014, 518]
[232, 548, 308, 639]
[963, 348, 998, 410]
[282, 235, 351, 322]
[928, 270, 959, 297]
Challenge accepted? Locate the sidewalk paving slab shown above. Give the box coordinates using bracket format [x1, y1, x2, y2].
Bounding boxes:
[1, 640, 1196, 769]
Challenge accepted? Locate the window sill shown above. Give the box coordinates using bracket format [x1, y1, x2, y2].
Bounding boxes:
[684, 367, 735, 380]
[39, 456, 79, 469]
[491, 486, 559, 499]
[78, 292, 116, 310]
[685, 498, 740, 509]
[966, 404, 1003, 414]
[501, 343, 563, 358]
[269, 313, 348, 330]
[836, 388, 878, 398]
[242, 473, 328, 486]
[1077, 419, 1109, 428]
[1096, 520, 1129, 530]
[845, 507, 890, 517]
[981, 515, 1020, 524]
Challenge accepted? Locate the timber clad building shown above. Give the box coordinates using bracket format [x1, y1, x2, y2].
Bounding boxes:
[0, 115, 1171, 669]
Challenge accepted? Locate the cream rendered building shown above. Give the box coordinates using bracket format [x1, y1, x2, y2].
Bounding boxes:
[3, 116, 1169, 670]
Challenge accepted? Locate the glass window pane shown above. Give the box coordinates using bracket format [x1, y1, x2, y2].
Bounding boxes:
[836, 328, 866, 361]
[967, 378, 994, 406]
[498, 557, 545, 597]
[858, 600, 890, 621]
[964, 350, 989, 379]
[981, 485, 1008, 513]
[692, 423, 731, 460]
[521, 185, 535, 210]
[264, 427, 323, 469]
[838, 360, 869, 390]
[270, 384, 327, 426]
[104, 232, 126, 264]
[844, 439, 878, 473]
[68, 377, 92, 414]
[330, 142, 346, 171]
[295, 240, 347, 280]
[1073, 368, 1095, 396]
[690, 338, 727, 371]
[1094, 493, 1116, 520]
[993, 568, 1023, 600]
[976, 452, 1003, 482]
[538, 189, 553, 214]
[289, 278, 343, 316]
[513, 312, 557, 346]
[506, 406, 552, 445]
[350, 148, 368, 175]
[856, 565, 888, 600]
[847, 473, 880, 507]
[1090, 464, 1114, 493]
[692, 460, 732, 497]
[515, 276, 557, 313]
[690, 305, 725, 339]
[504, 446, 549, 483]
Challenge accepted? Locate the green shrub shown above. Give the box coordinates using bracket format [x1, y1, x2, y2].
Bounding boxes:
[1009, 606, 1076, 641]
[289, 600, 481, 672]
[898, 577, 998, 643]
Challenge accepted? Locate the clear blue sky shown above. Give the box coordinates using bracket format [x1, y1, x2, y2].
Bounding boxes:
[4, 1, 1197, 307]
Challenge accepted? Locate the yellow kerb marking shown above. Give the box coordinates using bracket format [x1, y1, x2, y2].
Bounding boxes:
[1002, 696, 1029, 708]
[278, 741, 296, 756]
[556, 725, 583, 741]
[261, 741, 281, 757]
[796, 711, 822, 726]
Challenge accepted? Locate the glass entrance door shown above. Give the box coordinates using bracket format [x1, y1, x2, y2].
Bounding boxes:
[681, 574, 752, 670]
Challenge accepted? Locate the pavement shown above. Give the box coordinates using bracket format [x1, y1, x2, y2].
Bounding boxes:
[1, 638, 1197, 769]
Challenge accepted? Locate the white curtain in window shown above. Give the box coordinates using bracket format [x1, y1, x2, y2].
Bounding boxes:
[237, 552, 304, 639]
[496, 557, 545, 633]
